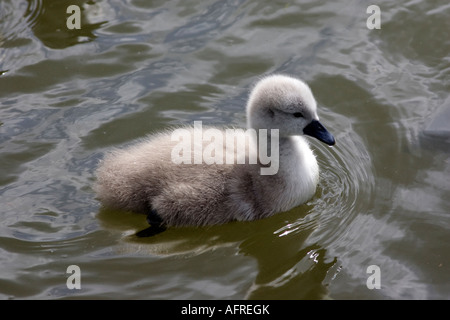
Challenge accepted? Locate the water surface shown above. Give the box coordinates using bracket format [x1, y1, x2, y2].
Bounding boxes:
[0, 0, 449, 299]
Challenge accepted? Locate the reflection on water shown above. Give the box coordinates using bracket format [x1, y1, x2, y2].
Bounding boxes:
[98, 204, 338, 299]
[0, 0, 449, 299]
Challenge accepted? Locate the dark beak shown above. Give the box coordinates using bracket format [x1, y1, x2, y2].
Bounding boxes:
[303, 119, 335, 146]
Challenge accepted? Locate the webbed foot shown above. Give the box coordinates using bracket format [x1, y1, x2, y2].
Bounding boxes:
[135, 209, 167, 237]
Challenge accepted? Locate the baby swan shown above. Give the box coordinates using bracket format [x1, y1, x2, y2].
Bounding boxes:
[95, 74, 335, 236]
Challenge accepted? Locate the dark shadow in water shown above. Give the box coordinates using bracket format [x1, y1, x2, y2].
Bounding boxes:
[96, 205, 340, 299]
[25, 0, 106, 49]
[423, 97, 450, 141]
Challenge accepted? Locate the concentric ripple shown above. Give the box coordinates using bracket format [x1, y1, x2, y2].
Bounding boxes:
[0, 0, 43, 73]
[274, 111, 375, 250]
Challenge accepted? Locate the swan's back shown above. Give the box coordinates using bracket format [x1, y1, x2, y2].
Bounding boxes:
[95, 127, 277, 226]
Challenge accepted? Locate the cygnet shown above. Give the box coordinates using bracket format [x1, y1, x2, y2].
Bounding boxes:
[95, 74, 335, 236]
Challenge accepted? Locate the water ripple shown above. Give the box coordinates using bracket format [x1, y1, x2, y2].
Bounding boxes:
[0, 0, 42, 73]
[275, 110, 375, 251]
[24, 0, 44, 29]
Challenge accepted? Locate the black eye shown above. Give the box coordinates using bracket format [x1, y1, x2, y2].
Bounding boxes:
[293, 112, 303, 118]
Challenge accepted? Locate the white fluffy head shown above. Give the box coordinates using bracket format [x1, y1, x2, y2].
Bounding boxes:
[246, 74, 319, 136]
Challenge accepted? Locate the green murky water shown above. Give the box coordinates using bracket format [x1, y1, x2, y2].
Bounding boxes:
[0, 0, 449, 299]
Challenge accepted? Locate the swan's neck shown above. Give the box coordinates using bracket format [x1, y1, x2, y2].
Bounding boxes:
[263, 135, 320, 211]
